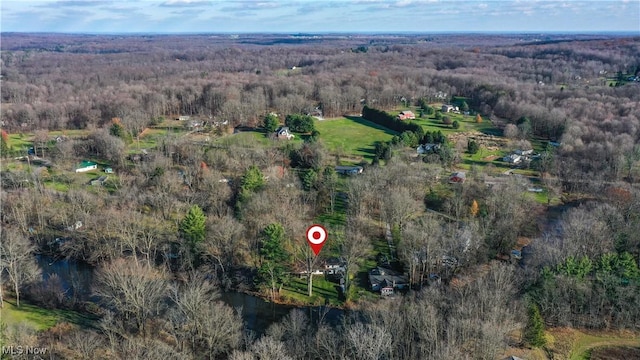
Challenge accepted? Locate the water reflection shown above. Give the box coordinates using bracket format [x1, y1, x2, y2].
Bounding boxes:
[36, 255, 344, 334]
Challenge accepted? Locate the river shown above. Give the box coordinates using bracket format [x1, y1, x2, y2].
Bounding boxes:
[36, 255, 344, 335]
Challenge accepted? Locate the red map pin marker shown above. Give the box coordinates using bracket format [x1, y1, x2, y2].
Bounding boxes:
[306, 224, 327, 256]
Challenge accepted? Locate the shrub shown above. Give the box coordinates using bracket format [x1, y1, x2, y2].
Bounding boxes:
[263, 114, 279, 133]
[285, 114, 315, 133]
[467, 140, 480, 154]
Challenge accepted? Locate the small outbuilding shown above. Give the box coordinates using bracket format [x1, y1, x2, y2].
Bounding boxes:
[448, 171, 466, 184]
[335, 166, 363, 175]
[90, 175, 109, 186]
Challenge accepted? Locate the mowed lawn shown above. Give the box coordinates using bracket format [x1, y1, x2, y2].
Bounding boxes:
[315, 117, 397, 161]
[0, 299, 96, 332]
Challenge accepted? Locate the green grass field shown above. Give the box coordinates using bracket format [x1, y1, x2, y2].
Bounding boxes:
[557, 329, 640, 360]
[0, 299, 96, 333]
[413, 114, 470, 134]
[315, 117, 397, 161]
[281, 276, 342, 306]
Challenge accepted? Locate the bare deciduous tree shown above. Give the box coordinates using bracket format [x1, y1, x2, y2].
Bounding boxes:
[94, 258, 168, 336]
[0, 227, 41, 307]
[341, 219, 372, 297]
[251, 336, 293, 360]
[346, 323, 393, 360]
[168, 273, 242, 358]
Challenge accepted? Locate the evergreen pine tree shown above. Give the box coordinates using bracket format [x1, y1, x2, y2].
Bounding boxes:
[524, 303, 546, 348]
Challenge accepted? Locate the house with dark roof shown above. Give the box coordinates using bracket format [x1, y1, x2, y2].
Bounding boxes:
[275, 126, 294, 140]
[503, 154, 522, 164]
[368, 267, 408, 293]
[417, 143, 440, 154]
[335, 166, 363, 175]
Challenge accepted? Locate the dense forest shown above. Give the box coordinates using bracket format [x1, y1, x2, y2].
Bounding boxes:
[1, 33, 639, 359]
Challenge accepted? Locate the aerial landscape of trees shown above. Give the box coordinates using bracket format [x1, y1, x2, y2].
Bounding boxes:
[0, 33, 639, 359]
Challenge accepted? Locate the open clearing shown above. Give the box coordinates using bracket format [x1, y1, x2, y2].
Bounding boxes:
[500, 328, 640, 360]
[546, 328, 640, 360]
[0, 299, 96, 332]
[315, 117, 397, 161]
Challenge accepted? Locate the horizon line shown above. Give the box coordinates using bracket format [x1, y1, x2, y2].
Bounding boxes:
[3, 30, 639, 36]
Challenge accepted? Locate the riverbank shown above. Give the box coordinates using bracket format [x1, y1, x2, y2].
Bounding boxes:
[0, 297, 97, 332]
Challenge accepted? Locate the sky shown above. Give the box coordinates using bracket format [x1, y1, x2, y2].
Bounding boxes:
[1, 0, 639, 34]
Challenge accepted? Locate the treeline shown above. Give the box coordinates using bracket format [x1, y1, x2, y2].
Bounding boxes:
[1, 33, 640, 358]
[2, 130, 639, 358]
[363, 106, 449, 164]
[362, 105, 422, 134]
[2, 34, 639, 185]
[524, 199, 640, 330]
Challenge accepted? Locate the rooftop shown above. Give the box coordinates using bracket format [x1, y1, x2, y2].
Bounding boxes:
[78, 160, 97, 168]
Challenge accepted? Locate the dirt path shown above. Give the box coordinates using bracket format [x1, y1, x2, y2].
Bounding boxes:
[138, 127, 152, 138]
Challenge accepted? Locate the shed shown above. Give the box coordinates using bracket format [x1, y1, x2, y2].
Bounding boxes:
[448, 171, 466, 183]
[90, 175, 109, 186]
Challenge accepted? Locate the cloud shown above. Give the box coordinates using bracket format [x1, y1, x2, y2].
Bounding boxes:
[36, 0, 110, 8]
[54, 0, 109, 6]
[221, 1, 280, 12]
[1, 0, 638, 33]
[394, 0, 414, 6]
[295, 1, 349, 15]
[159, 0, 211, 7]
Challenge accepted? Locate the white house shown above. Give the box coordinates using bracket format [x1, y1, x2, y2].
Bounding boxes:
[503, 154, 522, 164]
[515, 149, 534, 156]
[275, 126, 294, 140]
[75, 160, 98, 173]
[442, 104, 459, 113]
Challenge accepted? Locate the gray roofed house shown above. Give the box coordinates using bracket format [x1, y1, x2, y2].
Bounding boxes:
[503, 154, 522, 164]
[368, 267, 408, 293]
[335, 166, 363, 175]
[275, 126, 294, 140]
